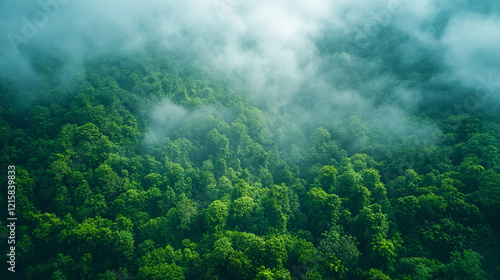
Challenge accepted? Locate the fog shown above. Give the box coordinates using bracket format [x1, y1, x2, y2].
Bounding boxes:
[1, 0, 499, 143]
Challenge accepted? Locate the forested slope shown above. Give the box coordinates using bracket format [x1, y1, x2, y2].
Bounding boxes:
[1, 51, 499, 280]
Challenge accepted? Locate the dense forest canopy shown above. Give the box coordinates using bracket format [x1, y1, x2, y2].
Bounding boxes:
[1, 0, 500, 279]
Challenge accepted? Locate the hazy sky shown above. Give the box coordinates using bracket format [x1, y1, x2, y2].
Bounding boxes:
[1, 0, 499, 140]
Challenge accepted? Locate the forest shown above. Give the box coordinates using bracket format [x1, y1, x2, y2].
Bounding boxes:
[1, 1, 500, 280]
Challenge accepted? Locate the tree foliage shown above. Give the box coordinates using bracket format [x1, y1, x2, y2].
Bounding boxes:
[1, 52, 498, 280]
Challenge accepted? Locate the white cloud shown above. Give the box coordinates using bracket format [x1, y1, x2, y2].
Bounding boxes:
[1, 0, 498, 140]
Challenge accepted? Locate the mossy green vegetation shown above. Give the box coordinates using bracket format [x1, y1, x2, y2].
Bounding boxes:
[1, 52, 499, 280]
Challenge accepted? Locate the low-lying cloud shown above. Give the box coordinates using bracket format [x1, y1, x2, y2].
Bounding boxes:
[1, 0, 499, 144]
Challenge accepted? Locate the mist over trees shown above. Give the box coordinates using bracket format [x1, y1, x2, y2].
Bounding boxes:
[1, 1, 500, 279]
